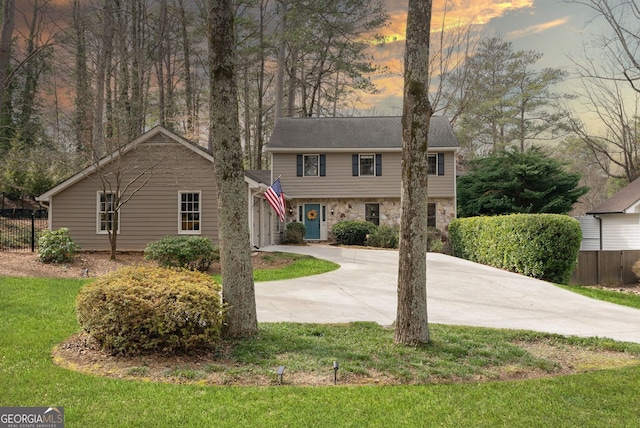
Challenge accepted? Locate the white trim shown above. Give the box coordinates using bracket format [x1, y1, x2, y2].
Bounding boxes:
[358, 154, 376, 177]
[178, 191, 202, 235]
[96, 191, 120, 234]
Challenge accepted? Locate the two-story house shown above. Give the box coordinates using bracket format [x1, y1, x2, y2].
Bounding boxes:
[266, 116, 460, 241]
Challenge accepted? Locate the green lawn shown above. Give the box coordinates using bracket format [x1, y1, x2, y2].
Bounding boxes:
[2, 274, 640, 426]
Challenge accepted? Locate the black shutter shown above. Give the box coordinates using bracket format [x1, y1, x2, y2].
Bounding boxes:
[297, 155, 303, 176]
[437, 153, 445, 176]
[376, 153, 382, 176]
[320, 154, 326, 176]
[352, 154, 359, 176]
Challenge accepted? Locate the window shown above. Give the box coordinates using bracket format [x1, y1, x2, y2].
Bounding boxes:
[427, 202, 436, 228]
[353, 154, 382, 176]
[359, 155, 375, 176]
[98, 192, 119, 234]
[297, 154, 326, 176]
[365, 203, 380, 225]
[428, 153, 445, 176]
[179, 191, 201, 234]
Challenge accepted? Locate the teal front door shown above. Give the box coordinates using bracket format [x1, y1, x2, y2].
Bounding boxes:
[304, 204, 321, 240]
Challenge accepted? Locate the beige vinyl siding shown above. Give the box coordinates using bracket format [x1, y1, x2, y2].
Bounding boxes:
[50, 136, 218, 251]
[272, 150, 455, 199]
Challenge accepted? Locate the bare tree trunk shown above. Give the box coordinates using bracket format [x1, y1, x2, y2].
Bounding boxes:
[178, 0, 195, 135]
[92, 0, 114, 158]
[274, 0, 287, 121]
[208, 0, 257, 338]
[0, 0, 14, 108]
[73, 0, 92, 152]
[395, 0, 432, 346]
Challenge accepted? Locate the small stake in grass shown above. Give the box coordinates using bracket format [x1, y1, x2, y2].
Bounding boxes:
[333, 361, 339, 385]
[277, 365, 285, 385]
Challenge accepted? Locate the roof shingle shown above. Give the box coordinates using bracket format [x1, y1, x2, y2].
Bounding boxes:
[267, 116, 459, 151]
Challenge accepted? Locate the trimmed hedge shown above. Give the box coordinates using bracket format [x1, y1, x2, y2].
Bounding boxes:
[331, 220, 378, 246]
[449, 214, 581, 284]
[76, 266, 225, 355]
[144, 236, 218, 272]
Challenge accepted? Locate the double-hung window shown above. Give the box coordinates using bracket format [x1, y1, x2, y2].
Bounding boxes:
[428, 153, 445, 176]
[98, 192, 119, 234]
[297, 154, 326, 176]
[179, 191, 201, 234]
[352, 154, 382, 176]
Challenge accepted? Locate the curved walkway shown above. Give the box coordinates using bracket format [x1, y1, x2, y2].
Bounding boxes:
[256, 245, 640, 343]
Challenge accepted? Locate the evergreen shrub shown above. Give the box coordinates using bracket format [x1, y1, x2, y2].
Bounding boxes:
[449, 213, 581, 284]
[366, 224, 399, 248]
[144, 236, 218, 272]
[283, 222, 306, 244]
[76, 266, 225, 355]
[331, 220, 378, 246]
[38, 228, 79, 263]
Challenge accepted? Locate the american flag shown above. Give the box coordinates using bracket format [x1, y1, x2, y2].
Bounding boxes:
[264, 178, 286, 222]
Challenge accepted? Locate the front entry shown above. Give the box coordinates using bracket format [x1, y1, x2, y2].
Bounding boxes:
[304, 204, 321, 240]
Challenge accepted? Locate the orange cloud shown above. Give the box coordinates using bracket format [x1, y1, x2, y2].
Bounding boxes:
[506, 17, 570, 39]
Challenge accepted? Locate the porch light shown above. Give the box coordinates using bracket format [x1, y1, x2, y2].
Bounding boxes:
[330, 208, 334, 215]
[288, 207, 293, 215]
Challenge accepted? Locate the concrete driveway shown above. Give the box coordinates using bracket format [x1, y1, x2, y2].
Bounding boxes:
[256, 245, 640, 344]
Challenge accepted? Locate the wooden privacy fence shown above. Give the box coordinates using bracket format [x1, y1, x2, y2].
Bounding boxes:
[570, 250, 640, 286]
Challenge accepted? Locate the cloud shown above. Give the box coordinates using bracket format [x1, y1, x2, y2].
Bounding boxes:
[506, 17, 570, 39]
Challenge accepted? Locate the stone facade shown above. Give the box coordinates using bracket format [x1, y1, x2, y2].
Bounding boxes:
[287, 197, 456, 240]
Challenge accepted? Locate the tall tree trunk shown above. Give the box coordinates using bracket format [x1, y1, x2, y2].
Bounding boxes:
[395, 0, 432, 346]
[274, 0, 287, 121]
[73, 0, 92, 152]
[208, 0, 257, 338]
[178, 0, 195, 135]
[0, 0, 14, 109]
[92, 0, 114, 158]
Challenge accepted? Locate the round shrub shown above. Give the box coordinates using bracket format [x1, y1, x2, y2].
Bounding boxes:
[331, 220, 378, 246]
[76, 266, 225, 355]
[38, 228, 79, 263]
[283, 222, 306, 244]
[144, 236, 218, 272]
[632, 260, 640, 282]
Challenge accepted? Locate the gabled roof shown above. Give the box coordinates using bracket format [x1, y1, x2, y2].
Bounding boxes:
[244, 170, 271, 186]
[587, 177, 640, 214]
[39, 126, 212, 203]
[266, 116, 459, 152]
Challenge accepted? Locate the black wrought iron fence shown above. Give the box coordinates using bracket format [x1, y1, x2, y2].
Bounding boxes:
[0, 209, 48, 252]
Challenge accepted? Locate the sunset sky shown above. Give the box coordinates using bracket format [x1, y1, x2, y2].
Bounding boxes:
[364, 0, 595, 114]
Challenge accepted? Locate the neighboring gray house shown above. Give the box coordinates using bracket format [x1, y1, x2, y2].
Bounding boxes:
[37, 126, 274, 251]
[584, 177, 640, 250]
[266, 116, 460, 241]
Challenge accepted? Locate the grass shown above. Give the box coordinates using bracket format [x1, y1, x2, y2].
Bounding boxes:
[560, 284, 640, 310]
[2, 275, 640, 426]
[212, 252, 339, 283]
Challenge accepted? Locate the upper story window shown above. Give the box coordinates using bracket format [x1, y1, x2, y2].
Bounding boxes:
[97, 191, 119, 234]
[297, 154, 326, 177]
[179, 191, 201, 234]
[353, 153, 382, 176]
[304, 154, 319, 176]
[428, 153, 445, 176]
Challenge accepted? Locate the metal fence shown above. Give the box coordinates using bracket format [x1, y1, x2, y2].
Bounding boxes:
[0, 209, 48, 252]
[570, 250, 640, 286]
